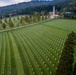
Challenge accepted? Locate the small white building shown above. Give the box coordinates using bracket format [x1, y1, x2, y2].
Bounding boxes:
[49, 6, 59, 19]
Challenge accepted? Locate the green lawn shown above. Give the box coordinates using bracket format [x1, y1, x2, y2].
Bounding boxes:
[0, 19, 76, 75]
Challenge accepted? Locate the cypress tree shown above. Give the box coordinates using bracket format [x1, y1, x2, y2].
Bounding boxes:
[25, 16, 28, 22]
[45, 15, 47, 20]
[33, 14, 36, 22]
[9, 20, 14, 28]
[2, 23, 6, 29]
[38, 13, 41, 22]
[20, 18, 25, 26]
[29, 15, 32, 22]
[56, 31, 76, 75]
[17, 16, 20, 20]
[28, 18, 31, 24]
[29, 14, 32, 20]
[13, 18, 15, 21]
[4, 18, 8, 23]
[9, 17, 11, 21]
[48, 12, 50, 19]
[41, 11, 45, 21]
[0, 19, 2, 24]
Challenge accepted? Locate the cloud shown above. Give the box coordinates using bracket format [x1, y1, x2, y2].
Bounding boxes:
[0, 1, 10, 6]
[0, 0, 11, 2]
[0, 0, 30, 7]
[15, 0, 26, 2]
[14, 0, 31, 3]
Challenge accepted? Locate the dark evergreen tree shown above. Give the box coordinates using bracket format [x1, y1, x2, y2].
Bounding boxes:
[73, 63, 76, 75]
[56, 31, 76, 75]
[9, 20, 14, 28]
[2, 23, 6, 29]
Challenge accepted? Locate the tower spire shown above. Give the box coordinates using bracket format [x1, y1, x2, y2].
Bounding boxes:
[53, 6, 55, 16]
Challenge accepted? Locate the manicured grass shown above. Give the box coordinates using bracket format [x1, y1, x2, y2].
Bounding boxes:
[0, 19, 76, 75]
[8, 32, 25, 75]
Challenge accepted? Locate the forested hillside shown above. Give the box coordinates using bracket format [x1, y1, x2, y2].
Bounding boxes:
[0, 0, 76, 18]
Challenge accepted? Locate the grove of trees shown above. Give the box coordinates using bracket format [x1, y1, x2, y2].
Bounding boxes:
[0, 11, 49, 29]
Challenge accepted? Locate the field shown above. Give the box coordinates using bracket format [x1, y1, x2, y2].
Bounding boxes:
[0, 19, 76, 75]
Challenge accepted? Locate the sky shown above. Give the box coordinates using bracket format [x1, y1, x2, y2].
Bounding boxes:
[0, 0, 31, 7]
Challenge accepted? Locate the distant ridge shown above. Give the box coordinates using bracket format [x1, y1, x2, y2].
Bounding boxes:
[0, 0, 76, 18]
[0, 0, 75, 11]
[0, 1, 52, 11]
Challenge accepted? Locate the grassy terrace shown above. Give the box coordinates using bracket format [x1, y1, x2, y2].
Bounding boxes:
[0, 19, 76, 75]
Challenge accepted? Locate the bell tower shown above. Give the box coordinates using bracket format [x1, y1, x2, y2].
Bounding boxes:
[53, 6, 55, 16]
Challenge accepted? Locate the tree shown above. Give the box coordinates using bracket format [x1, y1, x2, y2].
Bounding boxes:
[48, 12, 50, 19]
[41, 11, 45, 21]
[13, 18, 15, 21]
[4, 18, 8, 23]
[17, 16, 20, 20]
[2, 23, 6, 29]
[29, 14, 32, 20]
[29, 14, 32, 22]
[27, 18, 31, 24]
[45, 15, 48, 20]
[25, 15, 28, 22]
[73, 63, 76, 75]
[56, 31, 76, 75]
[0, 19, 2, 24]
[20, 18, 25, 26]
[56, 10, 59, 15]
[33, 14, 36, 22]
[9, 17, 11, 21]
[37, 13, 41, 22]
[33, 12, 37, 22]
[9, 20, 14, 28]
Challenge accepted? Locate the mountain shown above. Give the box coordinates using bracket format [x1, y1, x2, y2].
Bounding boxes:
[0, 0, 76, 12]
[0, 0, 76, 18]
[0, 1, 53, 11]
[0, 0, 68, 12]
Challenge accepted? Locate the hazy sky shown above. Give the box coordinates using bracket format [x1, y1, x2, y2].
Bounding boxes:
[0, 0, 31, 7]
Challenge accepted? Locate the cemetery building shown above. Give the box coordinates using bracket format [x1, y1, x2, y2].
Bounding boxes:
[49, 6, 59, 19]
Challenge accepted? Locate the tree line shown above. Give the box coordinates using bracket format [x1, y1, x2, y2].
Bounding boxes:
[0, 12, 50, 29]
